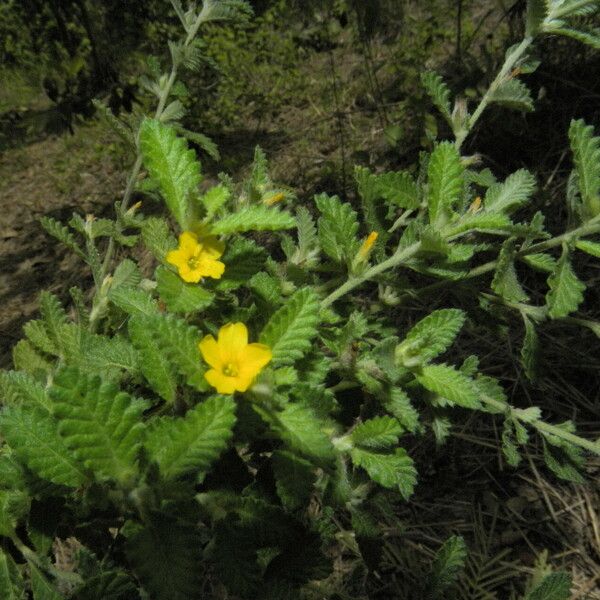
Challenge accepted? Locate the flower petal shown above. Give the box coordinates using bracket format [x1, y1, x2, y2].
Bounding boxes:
[218, 323, 248, 358]
[166, 249, 187, 269]
[199, 258, 225, 280]
[239, 343, 272, 378]
[179, 265, 202, 283]
[233, 374, 254, 392]
[201, 236, 225, 259]
[179, 231, 199, 254]
[205, 369, 237, 394]
[199, 335, 222, 369]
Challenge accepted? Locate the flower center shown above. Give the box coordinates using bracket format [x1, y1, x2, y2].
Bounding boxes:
[222, 362, 239, 377]
[188, 256, 201, 270]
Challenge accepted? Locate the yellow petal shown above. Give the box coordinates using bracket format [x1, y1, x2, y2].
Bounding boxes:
[205, 369, 237, 394]
[199, 335, 222, 369]
[199, 258, 225, 280]
[239, 343, 272, 379]
[201, 235, 225, 259]
[233, 373, 254, 393]
[179, 265, 202, 283]
[166, 249, 187, 269]
[217, 323, 248, 359]
[179, 231, 199, 254]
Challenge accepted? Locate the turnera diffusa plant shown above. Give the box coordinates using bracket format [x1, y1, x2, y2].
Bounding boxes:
[1, 1, 600, 598]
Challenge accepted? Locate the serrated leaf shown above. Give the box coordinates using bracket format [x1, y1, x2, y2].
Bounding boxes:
[23, 321, 56, 356]
[71, 569, 137, 600]
[0, 548, 25, 600]
[524, 572, 572, 600]
[295, 206, 318, 258]
[384, 388, 419, 433]
[355, 167, 420, 210]
[129, 316, 177, 404]
[0, 489, 30, 537]
[569, 119, 600, 216]
[211, 205, 295, 234]
[126, 516, 202, 600]
[12, 340, 52, 377]
[272, 450, 315, 510]
[0, 406, 88, 487]
[108, 286, 159, 317]
[446, 212, 512, 236]
[145, 396, 235, 480]
[427, 535, 468, 598]
[155, 266, 214, 313]
[576, 239, 600, 257]
[350, 447, 416, 499]
[50, 368, 146, 485]
[397, 309, 465, 364]
[421, 71, 453, 125]
[111, 259, 142, 289]
[546, 245, 585, 318]
[427, 142, 464, 227]
[140, 119, 201, 228]
[216, 237, 266, 291]
[132, 314, 207, 391]
[259, 288, 320, 365]
[502, 419, 522, 467]
[29, 563, 64, 600]
[39, 217, 85, 260]
[416, 364, 481, 409]
[484, 169, 537, 214]
[492, 239, 529, 302]
[521, 314, 539, 381]
[526, 0, 547, 36]
[0, 371, 48, 408]
[257, 402, 334, 464]
[551, 27, 600, 50]
[177, 127, 220, 161]
[315, 193, 360, 263]
[141, 217, 177, 261]
[490, 78, 534, 111]
[351, 416, 403, 449]
[200, 184, 229, 219]
[522, 252, 556, 272]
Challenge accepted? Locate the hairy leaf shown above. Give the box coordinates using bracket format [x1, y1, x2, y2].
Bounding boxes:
[272, 450, 315, 510]
[484, 169, 536, 214]
[569, 119, 600, 216]
[525, 572, 572, 600]
[351, 416, 403, 449]
[259, 288, 320, 365]
[490, 78, 534, 111]
[50, 368, 146, 484]
[427, 142, 464, 227]
[140, 119, 201, 228]
[427, 535, 468, 598]
[492, 239, 529, 302]
[0, 548, 25, 600]
[315, 193, 360, 263]
[416, 364, 480, 409]
[421, 71, 453, 125]
[211, 205, 295, 234]
[546, 245, 585, 318]
[156, 266, 214, 313]
[145, 396, 236, 480]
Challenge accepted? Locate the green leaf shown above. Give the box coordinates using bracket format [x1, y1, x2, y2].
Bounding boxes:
[524, 572, 572, 600]
[0, 548, 25, 600]
[492, 239, 529, 302]
[258, 402, 334, 465]
[396, 309, 465, 365]
[30, 563, 63, 600]
[176, 127, 220, 161]
[145, 396, 236, 480]
[111, 259, 142, 289]
[416, 364, 481, 409]
[136, 313, 207, 391]
[350, 447, 416, 499]
[71, 570, 137, 600]
[155, 266, 214, 313]
[350, 416, 403, 449]
[129, 316, 177, 404]
[551, 27, 600, 50]
[211, 205, 295, 234]
[39, 292, 68, 354]
[259, 288, 320, 365]
[272, 450, 315, 510]
[526, 0, 547, 36]
[427, 535, 468, 598]
[126, 516, 203, 600]
[576, 239, 600, 257]
[216, 237, 266, 291]
[546, 245, 585, 318]
[295, 206, 318, 259]
[12, 341, 52, 377]
[315, 193, 360, 263]
[0, 406, 88, 487]
[200, 184, 230, 219]
[141, 217, 177, 261]
[140, 119, 201, 228]
[39, 216, 85, 260]
[108, 286, 159, 317]
[445, 212, 512, 236]
[521, 314, 539, 382]
[522, 252, 557, 272]
[490, 78, 534, 111]
[427, 142, 464, 227]
[484, 169, 536, 214]
[198, 0, 253, 23]
[50, 368, 146, 484]
[0, 489, 30, 537]
[0, 371, 48, 409]
[355, 167, 420, 210]
[421, 71, 453, 125]
[384, 388, 419, 433]
[569, 119, 600, 216]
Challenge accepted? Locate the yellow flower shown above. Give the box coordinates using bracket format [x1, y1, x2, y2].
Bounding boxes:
[358, 231, 379, 259]
[264, 192, 285, 206]
[199, 323, 272, 394]
[166, 231, 225, 283]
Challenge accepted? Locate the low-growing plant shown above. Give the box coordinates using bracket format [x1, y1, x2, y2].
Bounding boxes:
[1, 1, 600, 598]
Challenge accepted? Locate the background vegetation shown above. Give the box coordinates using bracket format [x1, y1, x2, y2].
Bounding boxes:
[0, 1, 599, 598]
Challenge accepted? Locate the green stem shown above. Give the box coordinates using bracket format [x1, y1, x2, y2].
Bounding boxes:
[321, 242, 421, 308]
[455, 36, 533, 150]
